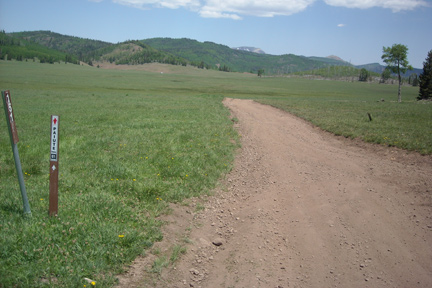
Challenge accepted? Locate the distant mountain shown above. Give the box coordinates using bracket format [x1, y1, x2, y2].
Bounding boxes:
[308, 55, 352, 67]
[232, 47, 266, 54]
[2, 31, 422, 76]
[356, 63, 386, 74]
[140, 37, 351, 74]
[326, 55, 347, 62]
[356, 62, 422, 77]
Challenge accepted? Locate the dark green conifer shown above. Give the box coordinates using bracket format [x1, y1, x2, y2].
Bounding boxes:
[418, 50, 432, 100]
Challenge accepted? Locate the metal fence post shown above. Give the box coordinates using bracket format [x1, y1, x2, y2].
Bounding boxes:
[2, 90, 31, 216]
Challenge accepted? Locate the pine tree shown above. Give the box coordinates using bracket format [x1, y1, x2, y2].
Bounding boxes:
[418, 50, 432, 100]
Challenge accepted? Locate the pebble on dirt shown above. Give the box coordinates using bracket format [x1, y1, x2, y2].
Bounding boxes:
[212, 238, 224, 246]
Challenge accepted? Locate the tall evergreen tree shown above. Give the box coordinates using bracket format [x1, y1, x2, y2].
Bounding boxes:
[382, 44, 413, 102]
[408, 73, 418, 86]
[418, 50, 432, 100]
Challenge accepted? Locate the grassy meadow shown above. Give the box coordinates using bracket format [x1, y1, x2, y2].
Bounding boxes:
[1, 60, 431, 287]
[253, 78, 431, 154]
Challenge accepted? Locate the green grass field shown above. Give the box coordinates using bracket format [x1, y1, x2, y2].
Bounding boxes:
[252, 78, 432, 154]
[1, 60, 430, 287]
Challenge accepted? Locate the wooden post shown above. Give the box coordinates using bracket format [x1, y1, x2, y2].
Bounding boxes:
[1, 90, 31, 216]
[49, 115, 59, 216]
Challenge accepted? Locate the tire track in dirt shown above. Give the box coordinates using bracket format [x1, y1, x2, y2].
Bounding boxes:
[118, 98, 432, 288]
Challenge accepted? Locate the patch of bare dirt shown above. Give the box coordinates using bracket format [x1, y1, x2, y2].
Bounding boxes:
[94, 62, 184, 74]
[117, 98, 432, 288]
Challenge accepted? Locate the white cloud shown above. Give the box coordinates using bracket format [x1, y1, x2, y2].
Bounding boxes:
[199, 9, 243, 20]
[110, 0, 429, 18]
[113, 0, 200, 10]
[324, 0, 428, 12]
[199, 0, 315, 19]
[337, 23, 345, 27]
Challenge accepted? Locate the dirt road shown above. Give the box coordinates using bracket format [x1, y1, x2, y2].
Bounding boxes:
[118, 98, 432, 288]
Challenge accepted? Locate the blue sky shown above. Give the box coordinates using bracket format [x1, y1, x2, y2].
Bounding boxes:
[0, 0, 430, 67]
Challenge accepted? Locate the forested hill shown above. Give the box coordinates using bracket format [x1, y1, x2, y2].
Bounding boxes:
[4, 30, 411, 76]
[4, 31, 189, 66]
[0, 31, 79, 64]
[141, 38, 352, 74]
[3, 31, 354, 74]
[9, 30, 111, 62]
[91, 40, 189, 66]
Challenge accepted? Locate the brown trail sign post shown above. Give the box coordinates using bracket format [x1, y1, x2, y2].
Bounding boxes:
[1, 90, 31, 216]
[49, 115, 59, 216]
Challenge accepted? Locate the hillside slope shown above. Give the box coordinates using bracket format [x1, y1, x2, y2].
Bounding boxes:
[6, 30, 420, 77]
[141, 37, 351, 74]
[1, 31, 79, 63]
[91, 41, 189, 66]
[9, 30, 111, 63]
[8, 31, 349, 74]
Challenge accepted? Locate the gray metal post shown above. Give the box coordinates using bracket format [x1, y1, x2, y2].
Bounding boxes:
[12, 143, 31, 215]
[2, 90, 31, 216]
